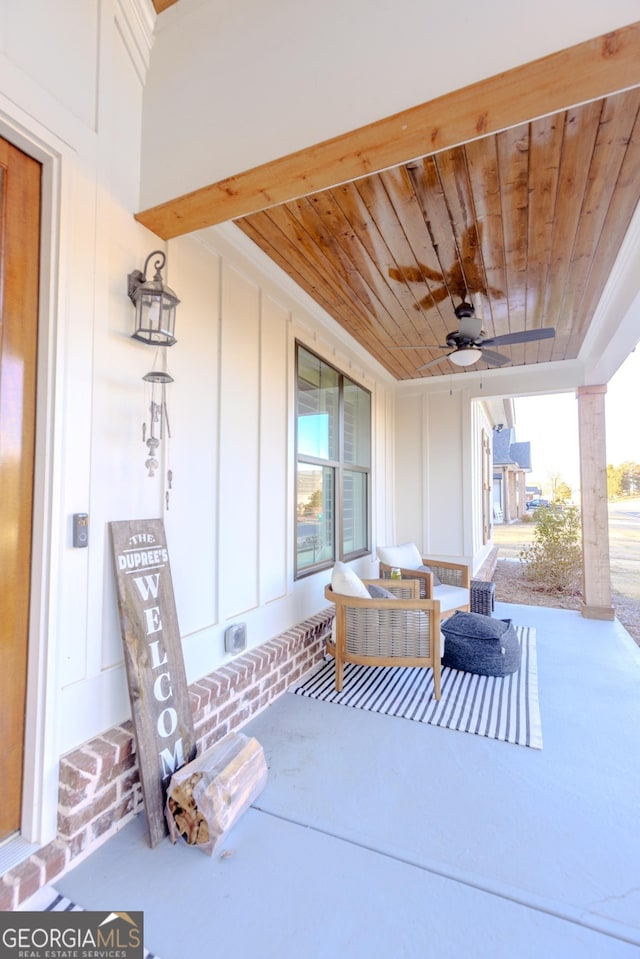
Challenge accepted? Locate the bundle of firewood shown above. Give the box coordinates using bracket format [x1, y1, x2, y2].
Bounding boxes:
[165, 732, 268, 855]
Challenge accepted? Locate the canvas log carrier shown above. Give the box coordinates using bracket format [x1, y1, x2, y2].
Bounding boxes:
[110, 519, 197, 846]
[165, 732, 268, 856]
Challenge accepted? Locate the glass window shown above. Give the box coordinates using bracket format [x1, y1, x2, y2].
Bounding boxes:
[296, 464, 335, 571]
[296, 348, 339, 460]
[295, 345, 371, 577]
[343, 469, 368, 555]
[343, 378, 371, 467]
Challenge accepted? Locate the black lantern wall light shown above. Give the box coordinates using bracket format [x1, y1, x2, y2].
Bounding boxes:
[128, 250, 180, 499]
[128, 249, 179, 346]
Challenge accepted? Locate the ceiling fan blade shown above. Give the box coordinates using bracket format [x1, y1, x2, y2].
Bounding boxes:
[480, 348, 511, 367]
[458, 315, 483, 340]
[482, 327, 555, 348]
[416, 353, 453, 372]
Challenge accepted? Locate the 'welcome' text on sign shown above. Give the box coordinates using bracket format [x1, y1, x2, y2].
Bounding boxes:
[110, 520, 197, 847]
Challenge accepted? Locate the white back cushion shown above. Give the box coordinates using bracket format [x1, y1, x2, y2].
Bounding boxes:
[331, 561, 370, 598]
[376, 543, 423, 569]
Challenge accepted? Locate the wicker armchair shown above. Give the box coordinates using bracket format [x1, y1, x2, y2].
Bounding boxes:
[324, 578, 442, 699]
[377, 543, 470, 621]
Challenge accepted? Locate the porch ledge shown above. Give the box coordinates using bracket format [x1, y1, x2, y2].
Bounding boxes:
[474, 547, 499, 582]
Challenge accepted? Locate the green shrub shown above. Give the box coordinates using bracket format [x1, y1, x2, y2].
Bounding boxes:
[519, 505, 582, 593]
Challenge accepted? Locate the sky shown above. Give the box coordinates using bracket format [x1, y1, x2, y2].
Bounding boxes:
[513, 347, 640, 495]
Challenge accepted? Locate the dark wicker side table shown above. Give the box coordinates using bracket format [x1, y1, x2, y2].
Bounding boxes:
[470, 579, 495, 616]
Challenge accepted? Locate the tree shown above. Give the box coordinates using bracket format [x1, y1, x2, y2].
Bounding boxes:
[305, 489, 323, 515]
[620, 461, 640, 497]
[607, 461, 640, 500]
[554, 480, 572, 503]
[607, 464, 623, 500]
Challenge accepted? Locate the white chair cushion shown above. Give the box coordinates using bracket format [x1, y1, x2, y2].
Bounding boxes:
[331, 561, 370, 598]
[434, 584, 470, 613]
[376, 543, 423, 569]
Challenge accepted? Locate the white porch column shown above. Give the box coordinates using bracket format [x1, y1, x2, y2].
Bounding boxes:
[577, 385, 614, 620]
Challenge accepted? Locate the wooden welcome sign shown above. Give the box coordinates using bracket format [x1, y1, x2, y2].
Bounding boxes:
[110, 519, 197, 847]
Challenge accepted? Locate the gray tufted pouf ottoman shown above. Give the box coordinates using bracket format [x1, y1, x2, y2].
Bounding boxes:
[441, 611, 521, 676]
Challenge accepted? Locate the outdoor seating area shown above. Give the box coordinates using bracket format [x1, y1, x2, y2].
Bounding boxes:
[325, 562, 442, 696]
[37, 600, 640, 959]
[377, 542, 471, 619]
[323, 549, 513, 702]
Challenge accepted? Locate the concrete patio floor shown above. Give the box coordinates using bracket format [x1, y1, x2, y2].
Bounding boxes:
[48, 601, 640, 958]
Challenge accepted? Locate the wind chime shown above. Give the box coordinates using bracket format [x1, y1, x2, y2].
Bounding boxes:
[142, 357, 172, 475]
[128, 249, 180, 508]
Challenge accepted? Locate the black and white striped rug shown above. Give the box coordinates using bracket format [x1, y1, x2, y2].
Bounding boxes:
[18, 885, 161, 958]
[292, 626, 542, 749]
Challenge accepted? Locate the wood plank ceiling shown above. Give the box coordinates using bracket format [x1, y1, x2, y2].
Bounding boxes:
[236, 90, 640, 380]
[137, 21, 640, 381]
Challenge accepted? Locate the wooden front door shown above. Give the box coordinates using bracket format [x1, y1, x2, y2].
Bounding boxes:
[0, 136, 41, 841]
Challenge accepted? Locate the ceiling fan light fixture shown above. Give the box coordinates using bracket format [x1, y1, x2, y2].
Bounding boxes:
[449, 346, 482, 367]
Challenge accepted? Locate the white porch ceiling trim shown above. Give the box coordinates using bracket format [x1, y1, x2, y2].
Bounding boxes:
[580, 199, 640, 384]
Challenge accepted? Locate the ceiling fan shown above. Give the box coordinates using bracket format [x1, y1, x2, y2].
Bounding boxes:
[393, 301, 555, 371]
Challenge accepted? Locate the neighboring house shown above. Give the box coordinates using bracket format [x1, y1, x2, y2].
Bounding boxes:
[1, 1, 639, 898]
[492, 428, 533, 523]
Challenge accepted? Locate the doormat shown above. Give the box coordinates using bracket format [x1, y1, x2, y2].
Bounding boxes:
[17, 884, 161, 958]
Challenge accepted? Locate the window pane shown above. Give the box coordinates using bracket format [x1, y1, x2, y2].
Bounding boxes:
[297, 347, 339, 460]
[296, 464, 335, 570]
[343, 379, 371, 466]
[343, 470, 368, 555]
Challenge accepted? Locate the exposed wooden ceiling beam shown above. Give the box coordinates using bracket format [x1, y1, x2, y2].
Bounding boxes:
[152, 0, 179, 13]
[135, 21, 640, 240]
